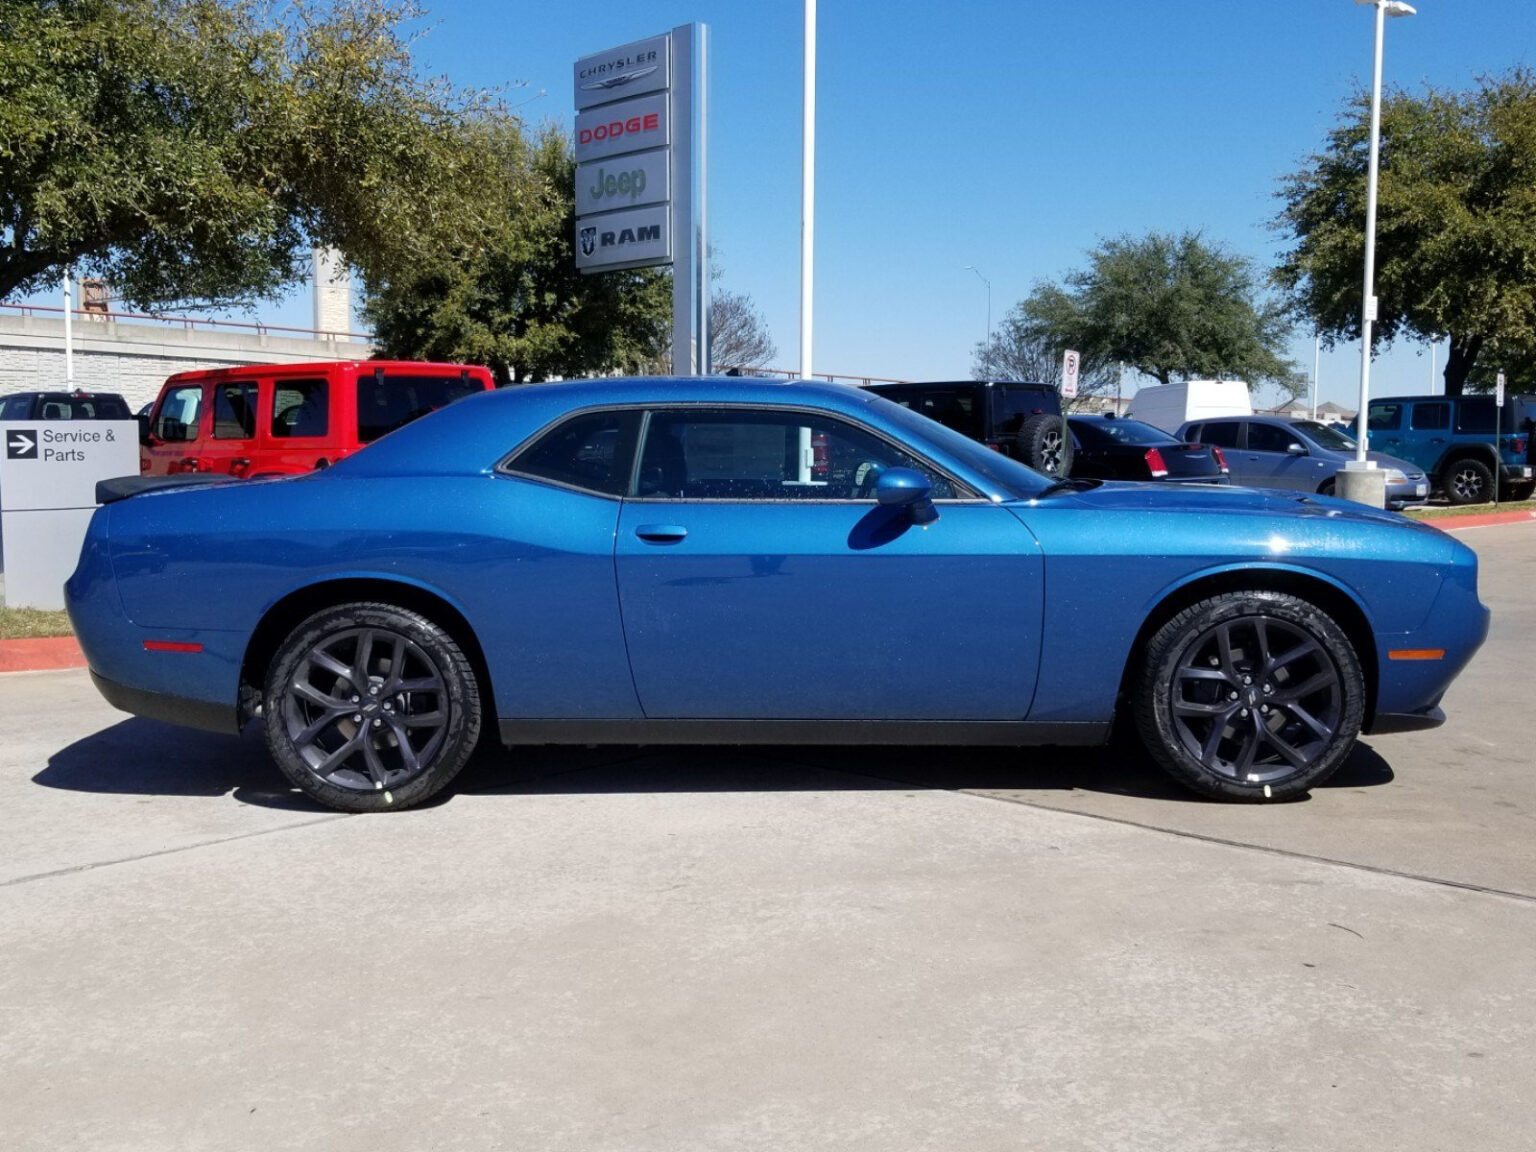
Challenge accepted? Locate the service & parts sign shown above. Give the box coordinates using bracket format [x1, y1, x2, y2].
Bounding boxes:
[0, 421, 141, 512]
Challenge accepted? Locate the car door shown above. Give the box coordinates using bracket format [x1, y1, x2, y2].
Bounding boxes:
[142, 383, 208, 475]
[202, 378, 260, 477]
[1243, 421, 1315, 491]
[1192, 420, 1249, 484]
[613, 405, 1044, 721]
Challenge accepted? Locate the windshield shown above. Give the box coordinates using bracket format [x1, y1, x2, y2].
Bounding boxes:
[1070, 418, 1177, 447]
[863, 393, 1049, 498]
[1291, 420, 1356, 451]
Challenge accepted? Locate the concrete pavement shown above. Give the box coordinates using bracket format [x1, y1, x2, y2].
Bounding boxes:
[2, 523, 1534, 1151]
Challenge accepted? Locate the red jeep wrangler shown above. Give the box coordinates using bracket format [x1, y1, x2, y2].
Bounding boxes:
[140, 360, 495, 477]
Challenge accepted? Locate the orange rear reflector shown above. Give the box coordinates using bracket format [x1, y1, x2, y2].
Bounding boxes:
[1388, 649, 1445, 661]
[143, 640, 204, 654]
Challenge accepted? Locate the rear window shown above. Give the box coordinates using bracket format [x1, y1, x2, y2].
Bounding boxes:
[1069, 418, 1176, 447]
[356, 373, 484, 443]
[900, 389, 982, 437]
[33, 394, 130, 420]
[993, 387, 1058, 434]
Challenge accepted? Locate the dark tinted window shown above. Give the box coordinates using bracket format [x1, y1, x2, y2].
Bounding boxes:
[1411, 403, 1450, 431]
[0, 396, 28, 418]
[890, 389, 982, 436]
[1455, 397, 1496, 434]
[1199, 421, 1242, 448]
[993, 387, 1057, 433]
[154, 385, 203, 442]
[213, 381, 258, 440]
[357, 373, 483, 443]
[635, 407, 954, 500]
[1368, 402, 1403, 431]
[506, 410, 640, 496]
[1247, 422, 1302, 453]
[31, 393, 130, 419]
[272, 378, 329, 438]
[1069, 418, 1178, 447]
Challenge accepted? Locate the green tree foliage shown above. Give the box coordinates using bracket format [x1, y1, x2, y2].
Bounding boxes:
[1011, 231, 1298, 392]
[1275, 70, 1536, 396]
[362, 128, 671, 383]
[0, 0, 506, 309]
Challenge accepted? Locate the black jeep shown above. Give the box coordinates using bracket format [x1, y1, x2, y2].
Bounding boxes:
[864, 380, 1071, 476]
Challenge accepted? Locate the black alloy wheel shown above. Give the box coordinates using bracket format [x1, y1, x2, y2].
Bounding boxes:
[1446, 458, 1493, 505]
[1135, 592, 1364, 801]
[264, 603, 481, 812]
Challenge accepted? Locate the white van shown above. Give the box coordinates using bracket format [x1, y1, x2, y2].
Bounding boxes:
[1128, 380, 1252, 434]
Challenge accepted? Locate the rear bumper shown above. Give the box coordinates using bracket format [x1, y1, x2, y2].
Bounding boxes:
[91, 671, 241, 736]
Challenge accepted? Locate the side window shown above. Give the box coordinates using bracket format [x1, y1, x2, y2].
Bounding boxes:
[1200, 421, 1242, 448]
[634, 408, 956, 500]
[272, 378, 329, 439]
[212, 381, 259, 440]
[153, 385, 203, 442]
[1454, 399, 1496, 435]
[912, 390, 981, 437]
[1247, 423, 1298, 453]
[504, 410, 641, 496]
[1410, 403, 1450, 432]
[1368, 402, 1403, 431]
[0, 396, 25, 418]
[1183, 424, 1203, 442]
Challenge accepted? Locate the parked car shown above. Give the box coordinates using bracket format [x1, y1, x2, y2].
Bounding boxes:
[70, 377, 1487, 813]
[863, 380, 1072, 476]
[1067, 414, 1228, 484]
[0, 390, 132, 421]
[1126, 379, 1252, 435]
[1366, 394, 1535, 505]
[139, 360, 496, 477]
[1178, 416, 1428, 510]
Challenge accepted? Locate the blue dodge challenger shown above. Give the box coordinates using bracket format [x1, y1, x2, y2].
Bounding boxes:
[66, 377, 1489, 811]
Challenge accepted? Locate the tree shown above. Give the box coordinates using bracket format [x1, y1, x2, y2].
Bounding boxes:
[710, 289, 776, 370]
[1013, 231, 1299, 391]
[1275, 69, 1536, 396]
[362, 128, 671, 383]
[970, 308, 1121, 412]
[0, 0, 507, 310]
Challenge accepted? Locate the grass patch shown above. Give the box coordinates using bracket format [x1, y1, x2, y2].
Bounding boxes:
[0, 606, 74, 639]
[1405, 501, 1534, 521]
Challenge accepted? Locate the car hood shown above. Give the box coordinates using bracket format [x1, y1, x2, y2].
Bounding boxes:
[1026, 479, 1441, 533]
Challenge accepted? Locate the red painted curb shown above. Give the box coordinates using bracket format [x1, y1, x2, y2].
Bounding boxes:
[0, 636, 86, 673]
[1429, 508, 1536, 531]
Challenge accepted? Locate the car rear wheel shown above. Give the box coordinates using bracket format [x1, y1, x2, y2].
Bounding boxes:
[264, 603, 481, 812]
[1135, 592, 1364, 802]
[1019, 413, 1074, 477]
[1445, 458, 1493, 505]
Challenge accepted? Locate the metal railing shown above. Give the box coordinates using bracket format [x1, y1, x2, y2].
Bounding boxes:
[0, 302, 371, 343]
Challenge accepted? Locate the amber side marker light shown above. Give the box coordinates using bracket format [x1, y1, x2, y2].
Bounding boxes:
[1387, 649, 1445, 661]
[143, 640, 204, 654]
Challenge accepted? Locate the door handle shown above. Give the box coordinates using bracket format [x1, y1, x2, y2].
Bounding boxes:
[635, 524, 687, 543]
[229, 457, 251, 476]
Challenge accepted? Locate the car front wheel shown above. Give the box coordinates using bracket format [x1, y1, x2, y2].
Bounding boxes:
[1135, 592, 1364, 802]
[264, 602, 482, 812]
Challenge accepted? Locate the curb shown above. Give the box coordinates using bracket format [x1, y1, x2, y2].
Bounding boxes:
[0, 636, 87, 674]
[1426, 509, 1536, 531]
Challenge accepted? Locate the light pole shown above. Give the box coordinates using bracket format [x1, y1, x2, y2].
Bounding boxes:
[800, 0, 815, 380]
[963, 265, 991, 374]
[1340, 0, 1416, 508]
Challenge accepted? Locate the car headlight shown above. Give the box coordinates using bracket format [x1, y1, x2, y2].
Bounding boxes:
[1385, 469, 1407, 484]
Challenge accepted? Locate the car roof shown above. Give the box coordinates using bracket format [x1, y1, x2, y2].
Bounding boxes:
[162, 360, 492, 385]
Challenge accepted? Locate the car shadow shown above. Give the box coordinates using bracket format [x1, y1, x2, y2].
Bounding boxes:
[35, 717, 1395, 811]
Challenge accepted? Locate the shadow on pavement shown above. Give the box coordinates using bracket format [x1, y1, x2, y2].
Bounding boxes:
[36, 717, 1396, 811]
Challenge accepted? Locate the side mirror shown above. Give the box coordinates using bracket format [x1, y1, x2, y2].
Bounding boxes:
[1286, 442, 1307, 455]
[875, 468, 938, 525]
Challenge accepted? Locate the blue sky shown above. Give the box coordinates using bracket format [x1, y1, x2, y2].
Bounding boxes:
[41, 0, 1536, 404]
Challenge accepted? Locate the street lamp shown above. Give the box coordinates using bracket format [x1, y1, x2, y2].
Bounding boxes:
[1340, 0, 1416, 508]
[963, 265, 991, 373]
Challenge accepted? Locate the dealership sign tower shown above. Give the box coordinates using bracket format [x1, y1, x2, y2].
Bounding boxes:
[574, 25, 709, 375]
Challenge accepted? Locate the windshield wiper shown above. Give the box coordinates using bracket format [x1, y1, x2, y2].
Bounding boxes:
[1036, 477, 1099, 498]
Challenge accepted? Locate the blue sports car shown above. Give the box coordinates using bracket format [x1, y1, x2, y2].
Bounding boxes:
[66, 377, 1489, 811]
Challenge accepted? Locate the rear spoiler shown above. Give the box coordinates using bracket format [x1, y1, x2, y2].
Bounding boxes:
[95, 474, 233, 505]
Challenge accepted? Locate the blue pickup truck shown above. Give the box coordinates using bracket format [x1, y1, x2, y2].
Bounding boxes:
[1366, 393, 1535, 505]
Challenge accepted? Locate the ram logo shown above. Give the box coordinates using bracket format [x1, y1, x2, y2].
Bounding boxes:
[579, 227, 597, 257]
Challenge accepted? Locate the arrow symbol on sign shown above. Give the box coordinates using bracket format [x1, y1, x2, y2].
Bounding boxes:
[6, 431, 37, 459]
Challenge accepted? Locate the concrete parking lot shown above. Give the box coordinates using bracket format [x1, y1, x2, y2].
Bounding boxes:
[2, 524, 1533, 1151]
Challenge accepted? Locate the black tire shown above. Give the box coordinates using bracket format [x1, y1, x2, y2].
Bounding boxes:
[1134, 591, 1364, 802]
[1500, 479, 1535, 502]
[1318, 479, 1337, 497]
[1018, 413, 1074, 477]
[1444, 457, 1494, 505]
[264, 602, 482, 812]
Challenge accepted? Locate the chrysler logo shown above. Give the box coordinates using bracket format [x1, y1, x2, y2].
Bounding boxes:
[579, 65, 659, 92]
